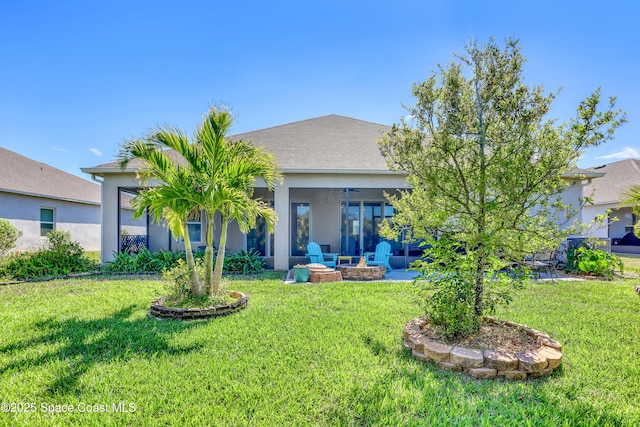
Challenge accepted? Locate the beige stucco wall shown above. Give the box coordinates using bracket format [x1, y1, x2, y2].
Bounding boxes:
[95, 171, 409, 267]
[0, 191, 100, 251]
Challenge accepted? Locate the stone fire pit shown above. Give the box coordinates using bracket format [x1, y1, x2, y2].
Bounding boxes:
[337, 264, 385, 280]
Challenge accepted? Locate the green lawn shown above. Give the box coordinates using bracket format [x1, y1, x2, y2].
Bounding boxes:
[618, 253, 640, 274]
[0, 275, 638, 426]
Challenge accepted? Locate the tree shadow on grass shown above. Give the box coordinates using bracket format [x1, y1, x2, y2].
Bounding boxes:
[0, 305, 204, 397]
[345, 340, 629, 425]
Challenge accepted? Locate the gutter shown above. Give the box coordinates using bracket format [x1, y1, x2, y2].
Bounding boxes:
[0, 188, 100, 206]
[89, 173, 104, 184]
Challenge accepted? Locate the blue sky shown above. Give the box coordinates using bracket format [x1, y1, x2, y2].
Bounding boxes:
[1, 0, 639, 179]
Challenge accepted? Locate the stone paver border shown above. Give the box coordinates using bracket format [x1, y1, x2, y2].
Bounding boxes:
[149, 291, 248, 320]
[403, 316, 563, 380]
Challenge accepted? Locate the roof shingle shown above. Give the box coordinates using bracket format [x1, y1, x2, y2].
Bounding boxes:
[84, 114, 394, 174]
[0, 147, 100, 204]
[585, 158, 640, 204]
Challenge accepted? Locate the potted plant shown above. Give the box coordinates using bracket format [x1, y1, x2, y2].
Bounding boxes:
[292, 264, 310, 282]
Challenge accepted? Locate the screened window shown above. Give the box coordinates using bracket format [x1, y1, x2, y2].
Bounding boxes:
[40, 208, 54, 236]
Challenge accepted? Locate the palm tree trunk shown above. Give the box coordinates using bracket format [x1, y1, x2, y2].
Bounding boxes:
[205, 216, 215, 294]
[211, 218, 228, 295]
[182, 223, 203, 297]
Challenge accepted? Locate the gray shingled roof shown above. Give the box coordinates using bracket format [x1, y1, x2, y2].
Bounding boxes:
[83, 115, 395, 174]
[231, 114, 392, 172]
[584, 158, 640, 204]
[0, 147, 100, 204]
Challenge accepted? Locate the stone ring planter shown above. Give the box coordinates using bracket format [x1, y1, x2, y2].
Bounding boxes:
[403, 316, 563, 380]
[149, 291, 248, 320]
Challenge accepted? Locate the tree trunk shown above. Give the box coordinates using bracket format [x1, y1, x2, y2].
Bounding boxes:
[211, 218, 228, 295]
[474, 76, 486, 321]
[182, 223, 203, 297]
[205, 216, 215, 294]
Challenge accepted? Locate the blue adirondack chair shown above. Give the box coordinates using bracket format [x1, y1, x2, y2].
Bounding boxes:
[366, 241, 392, 271]
[306, 242, 338, 269]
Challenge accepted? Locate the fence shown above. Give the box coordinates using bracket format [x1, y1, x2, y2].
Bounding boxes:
[120, 235, 148, 253]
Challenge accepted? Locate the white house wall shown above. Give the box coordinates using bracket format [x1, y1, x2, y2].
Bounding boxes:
[0, 192, 100, 251]
[609, 207, 635, 238]
[581, 204, 611, 239]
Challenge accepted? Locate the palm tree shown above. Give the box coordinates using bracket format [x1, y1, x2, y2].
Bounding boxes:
[119, 105, 282, 297]
[118, 136, 205, 297]
[621, 184, 640, 235]
[190, 106, 282, 294]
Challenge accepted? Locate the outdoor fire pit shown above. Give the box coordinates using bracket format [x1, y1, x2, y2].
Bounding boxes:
[337, 264, 385, 280]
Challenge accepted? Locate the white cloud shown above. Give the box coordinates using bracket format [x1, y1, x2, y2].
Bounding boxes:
[53, 147, 69, 153]
[90, 148, 103, 156]
[595, 147, 640, 160]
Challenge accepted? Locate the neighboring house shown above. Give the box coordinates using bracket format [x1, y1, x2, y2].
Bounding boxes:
[81, 114, 603, 268]
[0, 147, 101, 251]
[579, 158, 640, 253]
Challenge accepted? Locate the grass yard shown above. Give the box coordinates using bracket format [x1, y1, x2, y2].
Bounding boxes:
[0, 274, 638, 426]
[618, 253, 640, 274]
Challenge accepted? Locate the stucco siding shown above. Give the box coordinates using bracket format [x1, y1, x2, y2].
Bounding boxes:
[581, 204, 611, 239]
[0, 192, 100, 251]
[608, 207, 634, 239]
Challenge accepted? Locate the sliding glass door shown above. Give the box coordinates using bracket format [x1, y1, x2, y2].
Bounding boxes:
[291, 202, 309, 256]
[340, 202, 360, 255]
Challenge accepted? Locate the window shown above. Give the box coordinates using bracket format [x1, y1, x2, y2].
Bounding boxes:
[187, 210, 202, 243]
[247, 201, 274, 256]
[625, 214, 638, 235]
[40, 208, 54, 236]
[291, 203, 309, 256]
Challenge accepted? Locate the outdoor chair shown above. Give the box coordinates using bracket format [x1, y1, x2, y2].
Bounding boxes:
[365, 241, 393, 271]
[306, 242, 338, 269]
[528, 252, 556, 279]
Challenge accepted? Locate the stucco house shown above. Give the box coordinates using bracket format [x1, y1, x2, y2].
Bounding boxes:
[0, 147, 101, 251]
[82, 115, 411, 269]
[580, 158, 640, 253]
[81, 114, 603, 268]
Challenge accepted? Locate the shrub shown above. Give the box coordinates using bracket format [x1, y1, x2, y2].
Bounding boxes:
[162, 258, 205, 302]
[102, 250, 140, 273]
[161, 259, 228, 307]
[0, 230, 97, 280]
[566, 247, 623, 279]
[223, 249, 265, 274]
[103, 248, 264, 275]
[0, 218, 21, 259]
[103, 249, 188, 274]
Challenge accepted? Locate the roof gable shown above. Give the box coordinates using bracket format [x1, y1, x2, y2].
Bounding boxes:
[83, 114, 395, 175]
[585, 158, 640, 204]
[230, 114, 392, 172]
[0, 147, 100, 204]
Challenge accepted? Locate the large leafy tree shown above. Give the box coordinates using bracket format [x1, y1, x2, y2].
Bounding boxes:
[379, 38, 625, 337]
